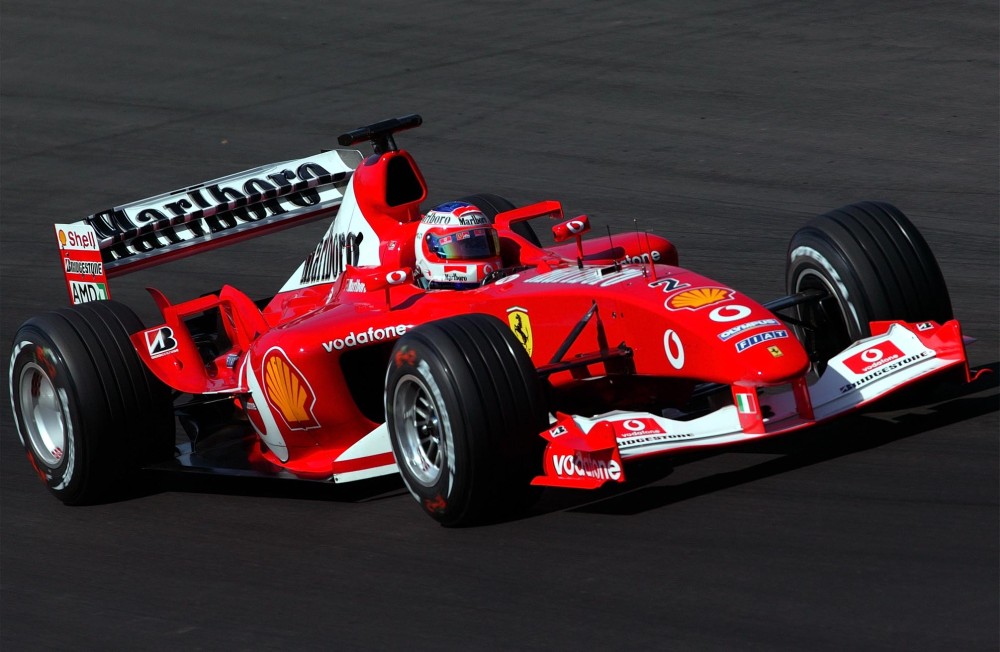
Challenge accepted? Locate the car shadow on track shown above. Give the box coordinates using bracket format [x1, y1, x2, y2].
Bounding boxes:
[124, 364, 996, 521]
[533, 362, 999, 519]
[137, 467, 409, 505]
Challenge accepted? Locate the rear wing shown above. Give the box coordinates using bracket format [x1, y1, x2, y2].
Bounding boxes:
[54, 149, 363, 304]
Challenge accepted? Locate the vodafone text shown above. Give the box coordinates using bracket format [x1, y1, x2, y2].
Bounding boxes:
[839, 351, 930, 393]
[551, 453, 622, 481]
[322, 325, 411, 351]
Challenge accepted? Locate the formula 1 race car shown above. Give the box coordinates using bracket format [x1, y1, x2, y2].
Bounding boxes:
[9, 114, 977, 525]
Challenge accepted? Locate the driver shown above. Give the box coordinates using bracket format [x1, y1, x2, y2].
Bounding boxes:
[414, 202, 503, 290]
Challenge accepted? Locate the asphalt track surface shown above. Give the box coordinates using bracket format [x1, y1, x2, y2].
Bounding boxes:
[2, 2, 997, 650]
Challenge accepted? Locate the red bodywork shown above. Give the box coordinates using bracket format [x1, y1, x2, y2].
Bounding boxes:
[121, 145, 970, 487]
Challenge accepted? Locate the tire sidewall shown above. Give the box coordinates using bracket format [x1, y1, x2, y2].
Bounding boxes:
[385, 339, 473, 523]
[9, 328, 88, 500]
[787, 235, 869, 342]
[787, 201, 954, 358]
[9, 301, 168, 505]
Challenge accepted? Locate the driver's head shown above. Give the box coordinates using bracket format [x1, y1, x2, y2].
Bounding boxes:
[414, 202, 502, 289]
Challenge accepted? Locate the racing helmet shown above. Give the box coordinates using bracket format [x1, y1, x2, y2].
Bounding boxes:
[414, 201, 502, 289]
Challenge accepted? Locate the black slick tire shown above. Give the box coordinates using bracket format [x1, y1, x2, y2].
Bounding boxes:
[786, 201, 953, 368]
[9, 300, 174, 504]
[385, 313, 547, 526]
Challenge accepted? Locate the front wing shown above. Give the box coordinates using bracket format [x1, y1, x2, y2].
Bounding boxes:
[531, 319, 974, 489]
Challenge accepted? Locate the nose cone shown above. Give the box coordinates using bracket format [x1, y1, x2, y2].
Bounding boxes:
[725, 325, 810, 384]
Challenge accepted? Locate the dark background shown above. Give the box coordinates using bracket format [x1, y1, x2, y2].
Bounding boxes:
[2, 1, 997, 649]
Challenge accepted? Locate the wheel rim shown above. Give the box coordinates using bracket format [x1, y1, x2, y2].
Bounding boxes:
[794, 269, 853, 366]
[392, 375, 445, 487]
[18, 362, 67, 467]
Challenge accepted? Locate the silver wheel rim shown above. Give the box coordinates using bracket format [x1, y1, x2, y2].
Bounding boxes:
[18, 362, 67, 467]
[392, 375, 445, 487]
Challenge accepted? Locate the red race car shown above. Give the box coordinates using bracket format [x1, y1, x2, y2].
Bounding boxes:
[9, 115, 978, 525]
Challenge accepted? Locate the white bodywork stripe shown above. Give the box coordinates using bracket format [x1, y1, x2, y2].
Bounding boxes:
[333, 463, 398, 484]
[241, 355, 289, 462]
[335, 423, 393, 461]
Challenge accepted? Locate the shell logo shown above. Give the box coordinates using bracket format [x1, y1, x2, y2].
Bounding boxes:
[665, 287, 733, 311]
[262, 349, 320, 430]
[58, 230, 67, 248]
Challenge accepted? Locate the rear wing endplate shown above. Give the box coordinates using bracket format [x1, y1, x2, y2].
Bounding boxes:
[55, 149, 363, 304]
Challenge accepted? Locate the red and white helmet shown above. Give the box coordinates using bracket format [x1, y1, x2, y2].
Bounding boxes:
[415, 202, 502, 289]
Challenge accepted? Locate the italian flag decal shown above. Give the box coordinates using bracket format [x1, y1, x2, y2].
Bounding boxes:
[736, 392, 756, 414]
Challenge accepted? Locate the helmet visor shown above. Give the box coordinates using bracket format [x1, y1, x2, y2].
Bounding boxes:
[426, 228, 500, 260]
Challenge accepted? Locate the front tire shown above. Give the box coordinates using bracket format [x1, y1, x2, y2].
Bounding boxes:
[9, 301, 174, 504]
[385, 314, 547, 526]
[786, 201, 953, 369]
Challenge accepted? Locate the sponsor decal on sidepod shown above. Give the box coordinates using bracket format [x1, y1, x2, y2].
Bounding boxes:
[322, 325, 413, 352]
[262, 349, 320, 430]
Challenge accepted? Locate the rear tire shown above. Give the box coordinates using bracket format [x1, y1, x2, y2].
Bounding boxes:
[9, 300, 175, 504]
[385, 313, 547, 526]
[786, 201, 953, 369]
[459, 193, 542, 247]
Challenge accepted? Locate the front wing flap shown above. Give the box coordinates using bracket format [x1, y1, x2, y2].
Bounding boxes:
[531, 417, 626, 489]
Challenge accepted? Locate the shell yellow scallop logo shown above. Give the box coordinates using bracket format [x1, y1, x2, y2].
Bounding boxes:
[665, 287, 734, 311]
[262, 349, 320, 430]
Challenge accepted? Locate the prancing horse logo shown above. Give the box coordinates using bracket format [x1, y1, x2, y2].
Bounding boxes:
[506, 307, 533, 357]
